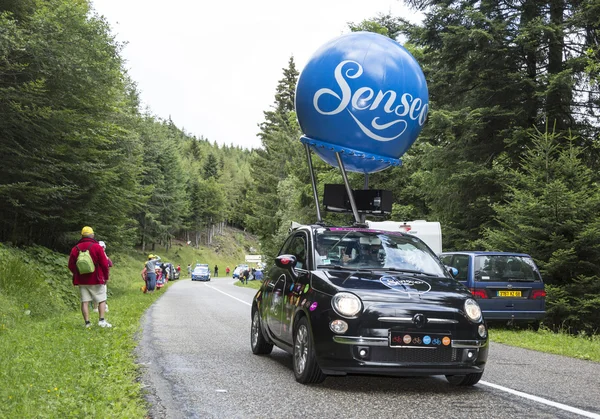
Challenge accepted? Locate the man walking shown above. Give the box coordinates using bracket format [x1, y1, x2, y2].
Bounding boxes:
[68, 226, 111, 328]
[214, 265, 219, 277]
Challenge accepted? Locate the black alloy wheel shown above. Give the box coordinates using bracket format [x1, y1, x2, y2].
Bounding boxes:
[251, 309, 273, 355]
[445, 372, 483, 386]
[293, 317, 326, 384]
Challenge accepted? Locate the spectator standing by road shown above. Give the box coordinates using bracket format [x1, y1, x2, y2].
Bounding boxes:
[68, 226, 111, 328]
[143, 255, 158, 293]
[92, 241, 112, 313]
[187, 264, 192, 278]
[242, 267, 250, 284]
[214, 265, 219, 277]
[225, 266, 230, 276]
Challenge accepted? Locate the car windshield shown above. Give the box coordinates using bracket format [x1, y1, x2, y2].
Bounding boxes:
[314, 229, 448, 277]
[474, 255, 542, 282]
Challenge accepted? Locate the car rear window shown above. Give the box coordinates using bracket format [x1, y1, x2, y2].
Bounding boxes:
[474, 255, 542, 282]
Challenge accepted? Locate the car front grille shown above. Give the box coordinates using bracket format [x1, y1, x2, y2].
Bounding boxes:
[368, 347, 458, 363]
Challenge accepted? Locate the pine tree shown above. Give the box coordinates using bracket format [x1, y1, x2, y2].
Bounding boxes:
[203, 153, 219, 180]
[246, 57, 302, 245]
[482, 127, 600, 333]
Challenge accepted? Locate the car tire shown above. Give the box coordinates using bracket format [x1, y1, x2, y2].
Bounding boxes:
[445, 372, 483, 386]
[251, 309, 273, 355]
[293, 317, 326, 384]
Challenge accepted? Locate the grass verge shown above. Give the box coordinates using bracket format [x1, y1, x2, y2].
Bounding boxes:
[0, 252, 162, 417]
[0, 229, 258, 418]
[489, 327, 600, 362]
[233, 279, 263, 290]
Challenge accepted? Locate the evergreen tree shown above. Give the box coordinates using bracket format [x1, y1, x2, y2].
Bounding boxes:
[247, 57, 302, 247]
[0, 0, 144, 250]
[396, 0, 600, 248]
[203, 153, 219, 180]
[482, 127, 600, 333]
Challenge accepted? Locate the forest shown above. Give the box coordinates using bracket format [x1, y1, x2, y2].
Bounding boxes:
[1, 0, 599, 333]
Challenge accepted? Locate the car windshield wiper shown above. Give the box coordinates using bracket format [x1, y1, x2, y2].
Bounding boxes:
[507, 278, 538, 282]
[317, 264, 361, 271]
[379, 267, 438, 277]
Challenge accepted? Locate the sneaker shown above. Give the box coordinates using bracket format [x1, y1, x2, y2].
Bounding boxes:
[85, 322, 92, 328]
[98, 320, 112, 328]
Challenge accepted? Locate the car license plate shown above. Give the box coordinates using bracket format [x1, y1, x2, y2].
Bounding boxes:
[389, 331, 452, 348]
[497, 290, 521, 297]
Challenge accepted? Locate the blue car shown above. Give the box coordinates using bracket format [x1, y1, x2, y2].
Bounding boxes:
[191, 264, 211, 281]
[440, 251, 546, 329]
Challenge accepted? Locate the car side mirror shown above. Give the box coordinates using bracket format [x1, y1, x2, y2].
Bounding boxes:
[275, 254, 298, 270]
[446, 266, 459, 277]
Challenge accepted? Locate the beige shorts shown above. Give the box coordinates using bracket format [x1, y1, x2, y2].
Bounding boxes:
[79, 284, 107, 303]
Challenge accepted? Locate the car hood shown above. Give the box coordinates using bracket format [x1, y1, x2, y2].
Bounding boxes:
[315, 270, 470, 303]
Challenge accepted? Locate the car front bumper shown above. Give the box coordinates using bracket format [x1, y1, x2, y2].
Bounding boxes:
[316, 334, 488, 376]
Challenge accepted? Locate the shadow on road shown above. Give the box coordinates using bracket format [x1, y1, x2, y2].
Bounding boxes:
[264, 349, 484, 395]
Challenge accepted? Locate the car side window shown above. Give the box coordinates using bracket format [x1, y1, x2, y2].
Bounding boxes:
[287, 234, 307, 270]
[279, 235, 295, 256]
[452, 255, 470, 281]
[440, 255, 452, 265]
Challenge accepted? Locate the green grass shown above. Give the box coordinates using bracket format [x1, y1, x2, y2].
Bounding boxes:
[489, 327, 600, 362]
[0, 229, 259, 418]
[234, 279, 263, 290]
[0, 252, 159, 417]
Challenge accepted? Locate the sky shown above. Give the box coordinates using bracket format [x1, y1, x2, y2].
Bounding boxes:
[91, 0, 422, 150]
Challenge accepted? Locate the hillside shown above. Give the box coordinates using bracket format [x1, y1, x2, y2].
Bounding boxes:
[129, 226, 261, 272]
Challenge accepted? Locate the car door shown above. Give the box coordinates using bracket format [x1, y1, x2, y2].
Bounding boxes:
[280, 232, 311, 345]
[265, 235, 295, 341]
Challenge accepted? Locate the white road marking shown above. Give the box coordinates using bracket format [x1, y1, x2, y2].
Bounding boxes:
[480, 381, 600, 418]
[203, 282, 599, 418]
[204, 283, 252, 306]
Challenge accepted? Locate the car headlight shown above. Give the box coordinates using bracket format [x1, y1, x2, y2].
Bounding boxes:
[331, 292, 362, 318]
[464, 298, 482, 322]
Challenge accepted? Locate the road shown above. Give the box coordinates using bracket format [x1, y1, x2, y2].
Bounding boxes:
[137, 277, 600, 419]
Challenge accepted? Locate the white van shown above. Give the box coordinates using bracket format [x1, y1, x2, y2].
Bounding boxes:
[366, 220, 443, 254]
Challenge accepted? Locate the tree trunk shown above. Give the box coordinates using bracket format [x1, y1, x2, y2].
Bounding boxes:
[546, 0, 569, 131]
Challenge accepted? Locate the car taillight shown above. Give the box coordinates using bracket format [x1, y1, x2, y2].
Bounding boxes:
[469, 288, 488, 299]
[531, 289, 546, 299]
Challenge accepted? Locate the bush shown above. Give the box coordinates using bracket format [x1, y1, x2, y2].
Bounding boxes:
[0, 244, 80, 320]
[545, 280, 600, 335]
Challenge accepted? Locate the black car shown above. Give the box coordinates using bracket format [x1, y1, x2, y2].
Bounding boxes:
[251, 225, 489, 385]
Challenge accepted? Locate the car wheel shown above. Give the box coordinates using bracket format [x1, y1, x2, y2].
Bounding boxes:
[445, 372, 483, 386]
[293, 317, 326, 384]
[251, 309, 273, 355]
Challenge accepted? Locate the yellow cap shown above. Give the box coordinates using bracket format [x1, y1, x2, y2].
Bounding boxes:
[81, 226, 94, 236]
[148, 254, 155, 260]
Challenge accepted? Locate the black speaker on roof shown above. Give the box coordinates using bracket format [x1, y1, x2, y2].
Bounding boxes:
[323, 184, 392, 215]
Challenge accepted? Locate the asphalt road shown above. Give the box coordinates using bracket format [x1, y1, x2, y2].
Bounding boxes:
[137, 277, 600, 419]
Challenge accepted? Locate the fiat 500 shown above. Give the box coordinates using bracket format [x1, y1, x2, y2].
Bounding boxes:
[251, 225, 488, 385]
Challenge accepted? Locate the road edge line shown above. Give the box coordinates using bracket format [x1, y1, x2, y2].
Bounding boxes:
[479, 380, 600, 418]
[204, 284, 252, 306]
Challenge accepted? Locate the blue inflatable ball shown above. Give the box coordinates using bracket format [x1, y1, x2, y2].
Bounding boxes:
[295, 32, 429, 173]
